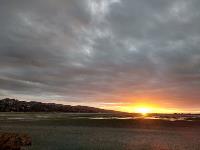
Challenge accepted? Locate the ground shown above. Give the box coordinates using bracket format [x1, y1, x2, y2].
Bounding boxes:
[0, 113, 200, 150]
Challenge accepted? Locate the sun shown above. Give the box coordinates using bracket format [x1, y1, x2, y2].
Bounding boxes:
[135, 107, 151, 115]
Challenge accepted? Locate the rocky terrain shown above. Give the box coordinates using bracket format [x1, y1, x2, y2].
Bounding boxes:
[0, 98, 116, 113]
[0, 132, 31, 150]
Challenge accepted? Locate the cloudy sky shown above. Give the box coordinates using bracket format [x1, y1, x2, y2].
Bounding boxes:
[1, 0, 200, 112]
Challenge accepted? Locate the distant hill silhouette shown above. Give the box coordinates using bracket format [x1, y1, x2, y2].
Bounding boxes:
[0, 98, 117, 113]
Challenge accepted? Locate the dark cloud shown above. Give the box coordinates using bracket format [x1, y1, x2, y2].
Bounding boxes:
[0, 0, 200, 110]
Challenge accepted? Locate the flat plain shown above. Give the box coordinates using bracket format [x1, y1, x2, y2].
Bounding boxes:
[0, 113, 200, 150]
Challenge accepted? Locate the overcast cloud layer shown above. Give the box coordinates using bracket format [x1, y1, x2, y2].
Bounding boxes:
[0, 0, 200, 110]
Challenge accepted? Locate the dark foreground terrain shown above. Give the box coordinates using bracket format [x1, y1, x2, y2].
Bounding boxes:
[0, 132, 31, 150]
[0, 113, 200, 150]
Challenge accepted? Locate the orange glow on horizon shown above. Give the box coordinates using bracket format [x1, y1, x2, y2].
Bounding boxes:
[114, 105, 182, 114]
[135, 107, 151, 115]
[101, 101, 183, 114]
[55, 98, 199, 114]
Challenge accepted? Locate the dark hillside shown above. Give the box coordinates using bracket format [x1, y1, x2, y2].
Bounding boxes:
[0, 98, 117, 113]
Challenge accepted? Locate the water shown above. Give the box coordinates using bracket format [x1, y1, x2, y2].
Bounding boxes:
[0, 112, 200, 121]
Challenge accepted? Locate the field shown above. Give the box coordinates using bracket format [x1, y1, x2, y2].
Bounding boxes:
[0, 113, 200, 150]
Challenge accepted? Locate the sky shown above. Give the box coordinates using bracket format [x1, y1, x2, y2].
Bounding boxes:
[0, 0, 200, 113]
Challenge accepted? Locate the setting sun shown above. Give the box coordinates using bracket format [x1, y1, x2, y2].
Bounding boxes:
[135, 107, 151, 115]
[114, 103, 156, 114]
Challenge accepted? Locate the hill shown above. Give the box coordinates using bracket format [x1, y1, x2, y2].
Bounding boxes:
[0, 98, 117, 113]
